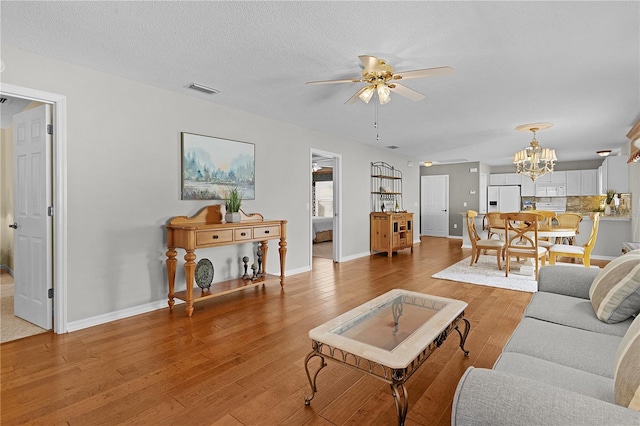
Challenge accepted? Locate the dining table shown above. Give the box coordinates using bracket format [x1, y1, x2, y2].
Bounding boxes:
[487, 223, 577, 278]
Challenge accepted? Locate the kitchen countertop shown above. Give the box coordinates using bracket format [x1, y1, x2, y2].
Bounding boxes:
[582, 215, 630, 221]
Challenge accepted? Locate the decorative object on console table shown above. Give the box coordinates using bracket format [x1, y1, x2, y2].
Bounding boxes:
[165, 205, 287, 317]
[256, 249, 263, 277]
[181, 132, 255, 201]
[194, 258, 214, 290]
[225, 187, 242, 223]
[242, 256, 250, 279]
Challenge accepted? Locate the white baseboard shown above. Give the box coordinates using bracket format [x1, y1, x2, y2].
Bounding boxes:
[66, 265, 311, 332]
[340, 251, 370, 262]
[67, 298, 181, 332]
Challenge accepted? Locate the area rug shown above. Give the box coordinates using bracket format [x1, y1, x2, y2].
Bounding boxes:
[432, 255, 540, 293]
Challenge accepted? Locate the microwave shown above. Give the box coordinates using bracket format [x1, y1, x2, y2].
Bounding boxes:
[536, 184, 566, 197]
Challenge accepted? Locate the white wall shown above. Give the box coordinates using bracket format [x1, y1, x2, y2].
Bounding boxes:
[1, 46, 420, 323]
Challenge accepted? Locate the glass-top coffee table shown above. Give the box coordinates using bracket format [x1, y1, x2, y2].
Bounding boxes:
[304, 289, 470, 426]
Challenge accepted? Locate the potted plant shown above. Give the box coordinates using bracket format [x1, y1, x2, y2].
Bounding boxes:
[604, 189, 616, 215]
[224, 187, 242, 223]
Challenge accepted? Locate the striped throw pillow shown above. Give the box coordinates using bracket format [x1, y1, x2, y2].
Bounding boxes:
[615, 315, 640, 410]
[590, 250, 640, 323]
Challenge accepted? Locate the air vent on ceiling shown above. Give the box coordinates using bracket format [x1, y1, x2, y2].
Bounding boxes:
[188, 83, 220, 95]
[0, 97, 11, 104]
[386, 145, 399, 149]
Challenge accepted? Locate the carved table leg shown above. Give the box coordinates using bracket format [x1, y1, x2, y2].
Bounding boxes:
[304, 344, 327, 406]
[454, 318, 471, 356]
[279, 237, 287, 287]
[260, 240, 268, 280]
[184, 250, 196, 317]
[166, 248, 177, 310]
[390, 382, 409, 426]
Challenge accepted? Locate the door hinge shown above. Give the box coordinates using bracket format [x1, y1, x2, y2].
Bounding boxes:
[48, 288, 54, 299]
[47, 124, 53, 135]
[48, 206, 54, 216]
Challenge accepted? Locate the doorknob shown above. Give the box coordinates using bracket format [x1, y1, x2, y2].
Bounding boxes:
[8, 223, 17, 229]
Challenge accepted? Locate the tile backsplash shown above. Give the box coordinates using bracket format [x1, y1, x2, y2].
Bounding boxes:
[522, 194, 631, 217]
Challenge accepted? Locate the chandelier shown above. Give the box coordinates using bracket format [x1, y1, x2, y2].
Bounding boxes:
[513, 123, 557, 182]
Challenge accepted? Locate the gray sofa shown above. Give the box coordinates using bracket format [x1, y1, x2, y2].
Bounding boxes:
[452, 265, 640, 425]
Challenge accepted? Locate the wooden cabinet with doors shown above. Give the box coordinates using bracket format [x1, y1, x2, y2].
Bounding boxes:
[370, 212, 414, 257]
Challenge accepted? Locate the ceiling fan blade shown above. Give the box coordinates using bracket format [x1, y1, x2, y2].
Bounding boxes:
[393, 66, 454, 81]
[358, 55, 382, 73]
[306, 78, 363, 85]
[344, 86, 369, 105]
[388, 84, 425, 102]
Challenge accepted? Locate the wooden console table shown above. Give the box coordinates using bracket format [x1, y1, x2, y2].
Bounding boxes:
[166, 205, 287, 316]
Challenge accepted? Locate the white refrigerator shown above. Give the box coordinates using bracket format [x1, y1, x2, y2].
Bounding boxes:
[487, 185, 521, 212]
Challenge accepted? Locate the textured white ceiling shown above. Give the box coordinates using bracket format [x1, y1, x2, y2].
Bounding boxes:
[1, 1, 638, 166]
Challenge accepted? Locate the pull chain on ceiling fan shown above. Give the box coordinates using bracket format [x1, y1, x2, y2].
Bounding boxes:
[306, 55, 454, 105]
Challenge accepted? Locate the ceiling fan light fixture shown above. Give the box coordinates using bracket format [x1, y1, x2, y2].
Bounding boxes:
[359, 86, 375, 103]
[377, 84, 391, 105]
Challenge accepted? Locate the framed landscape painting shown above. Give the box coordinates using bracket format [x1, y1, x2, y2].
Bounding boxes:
[181, 132, 255, 200]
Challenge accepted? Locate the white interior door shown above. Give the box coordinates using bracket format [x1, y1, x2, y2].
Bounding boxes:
[13, 104, 53, 329]
[421, 175, 449, 237]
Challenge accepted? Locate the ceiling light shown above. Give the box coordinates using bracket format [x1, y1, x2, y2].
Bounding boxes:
[377, 85, 391, 105]
[188, 83, 220, 95]
[597, 150, 612, 157]
[423, 161, 433, 167]
[513, 123, 557, 182]
[359, 86, 375, 103]
[311, 162, 321, 172]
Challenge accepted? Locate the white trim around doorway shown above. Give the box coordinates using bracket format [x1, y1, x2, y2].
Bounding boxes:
[1, 83, 68, 334]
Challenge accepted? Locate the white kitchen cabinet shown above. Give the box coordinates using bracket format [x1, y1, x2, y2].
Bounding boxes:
[581, 169, 598, 195]
[489, 174, 506, 186]
[490, 173, 521, 186]
[566, 170, 581, 195]
[505, 173, 521, 185]
[521, 176, 535, 196]
[535, 174, 551, 184]
[549, 171, 566, 184]
[566, 170, 598, 195]
[603, 156, 629, 194]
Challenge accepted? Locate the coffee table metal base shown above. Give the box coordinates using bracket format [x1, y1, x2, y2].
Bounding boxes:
[304, 313, 470, 425]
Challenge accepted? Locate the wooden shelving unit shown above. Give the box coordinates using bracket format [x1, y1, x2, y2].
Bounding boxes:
[369, 162, 413, 257]
[371, 161, 402, 213]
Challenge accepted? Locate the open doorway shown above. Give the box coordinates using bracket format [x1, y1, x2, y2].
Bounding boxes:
[310, 149, 341, 263]
[1, 83, 68, 336]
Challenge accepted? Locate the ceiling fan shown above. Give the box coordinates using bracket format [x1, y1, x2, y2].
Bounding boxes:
[306, 55, 454, 105]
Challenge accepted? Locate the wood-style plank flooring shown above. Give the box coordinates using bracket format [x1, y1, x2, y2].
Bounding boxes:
[0, 237, 605, 425]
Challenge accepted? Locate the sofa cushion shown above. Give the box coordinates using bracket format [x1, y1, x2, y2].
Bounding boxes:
[503, 317, 621, 378]
[525, 292, 633, 337]
[494, 352, 615, 403]
[590, 249, 640, 323]
[615, 315, 640, 410]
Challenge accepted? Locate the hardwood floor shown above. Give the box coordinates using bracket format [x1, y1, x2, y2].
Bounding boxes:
[0, 237, 604, 425]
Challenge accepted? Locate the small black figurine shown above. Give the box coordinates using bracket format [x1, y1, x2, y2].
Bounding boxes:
[242, 256, 250, 279]
[256, 249, 263, 277]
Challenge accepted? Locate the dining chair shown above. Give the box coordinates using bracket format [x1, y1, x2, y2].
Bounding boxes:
[556, 212, 583, 245]
[484, 212, 504, 240]
[528, 210, 557, 248]
[500, 212, 547, 280]
[549, 213, 600, 267]
[467, 210, 505, 270]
